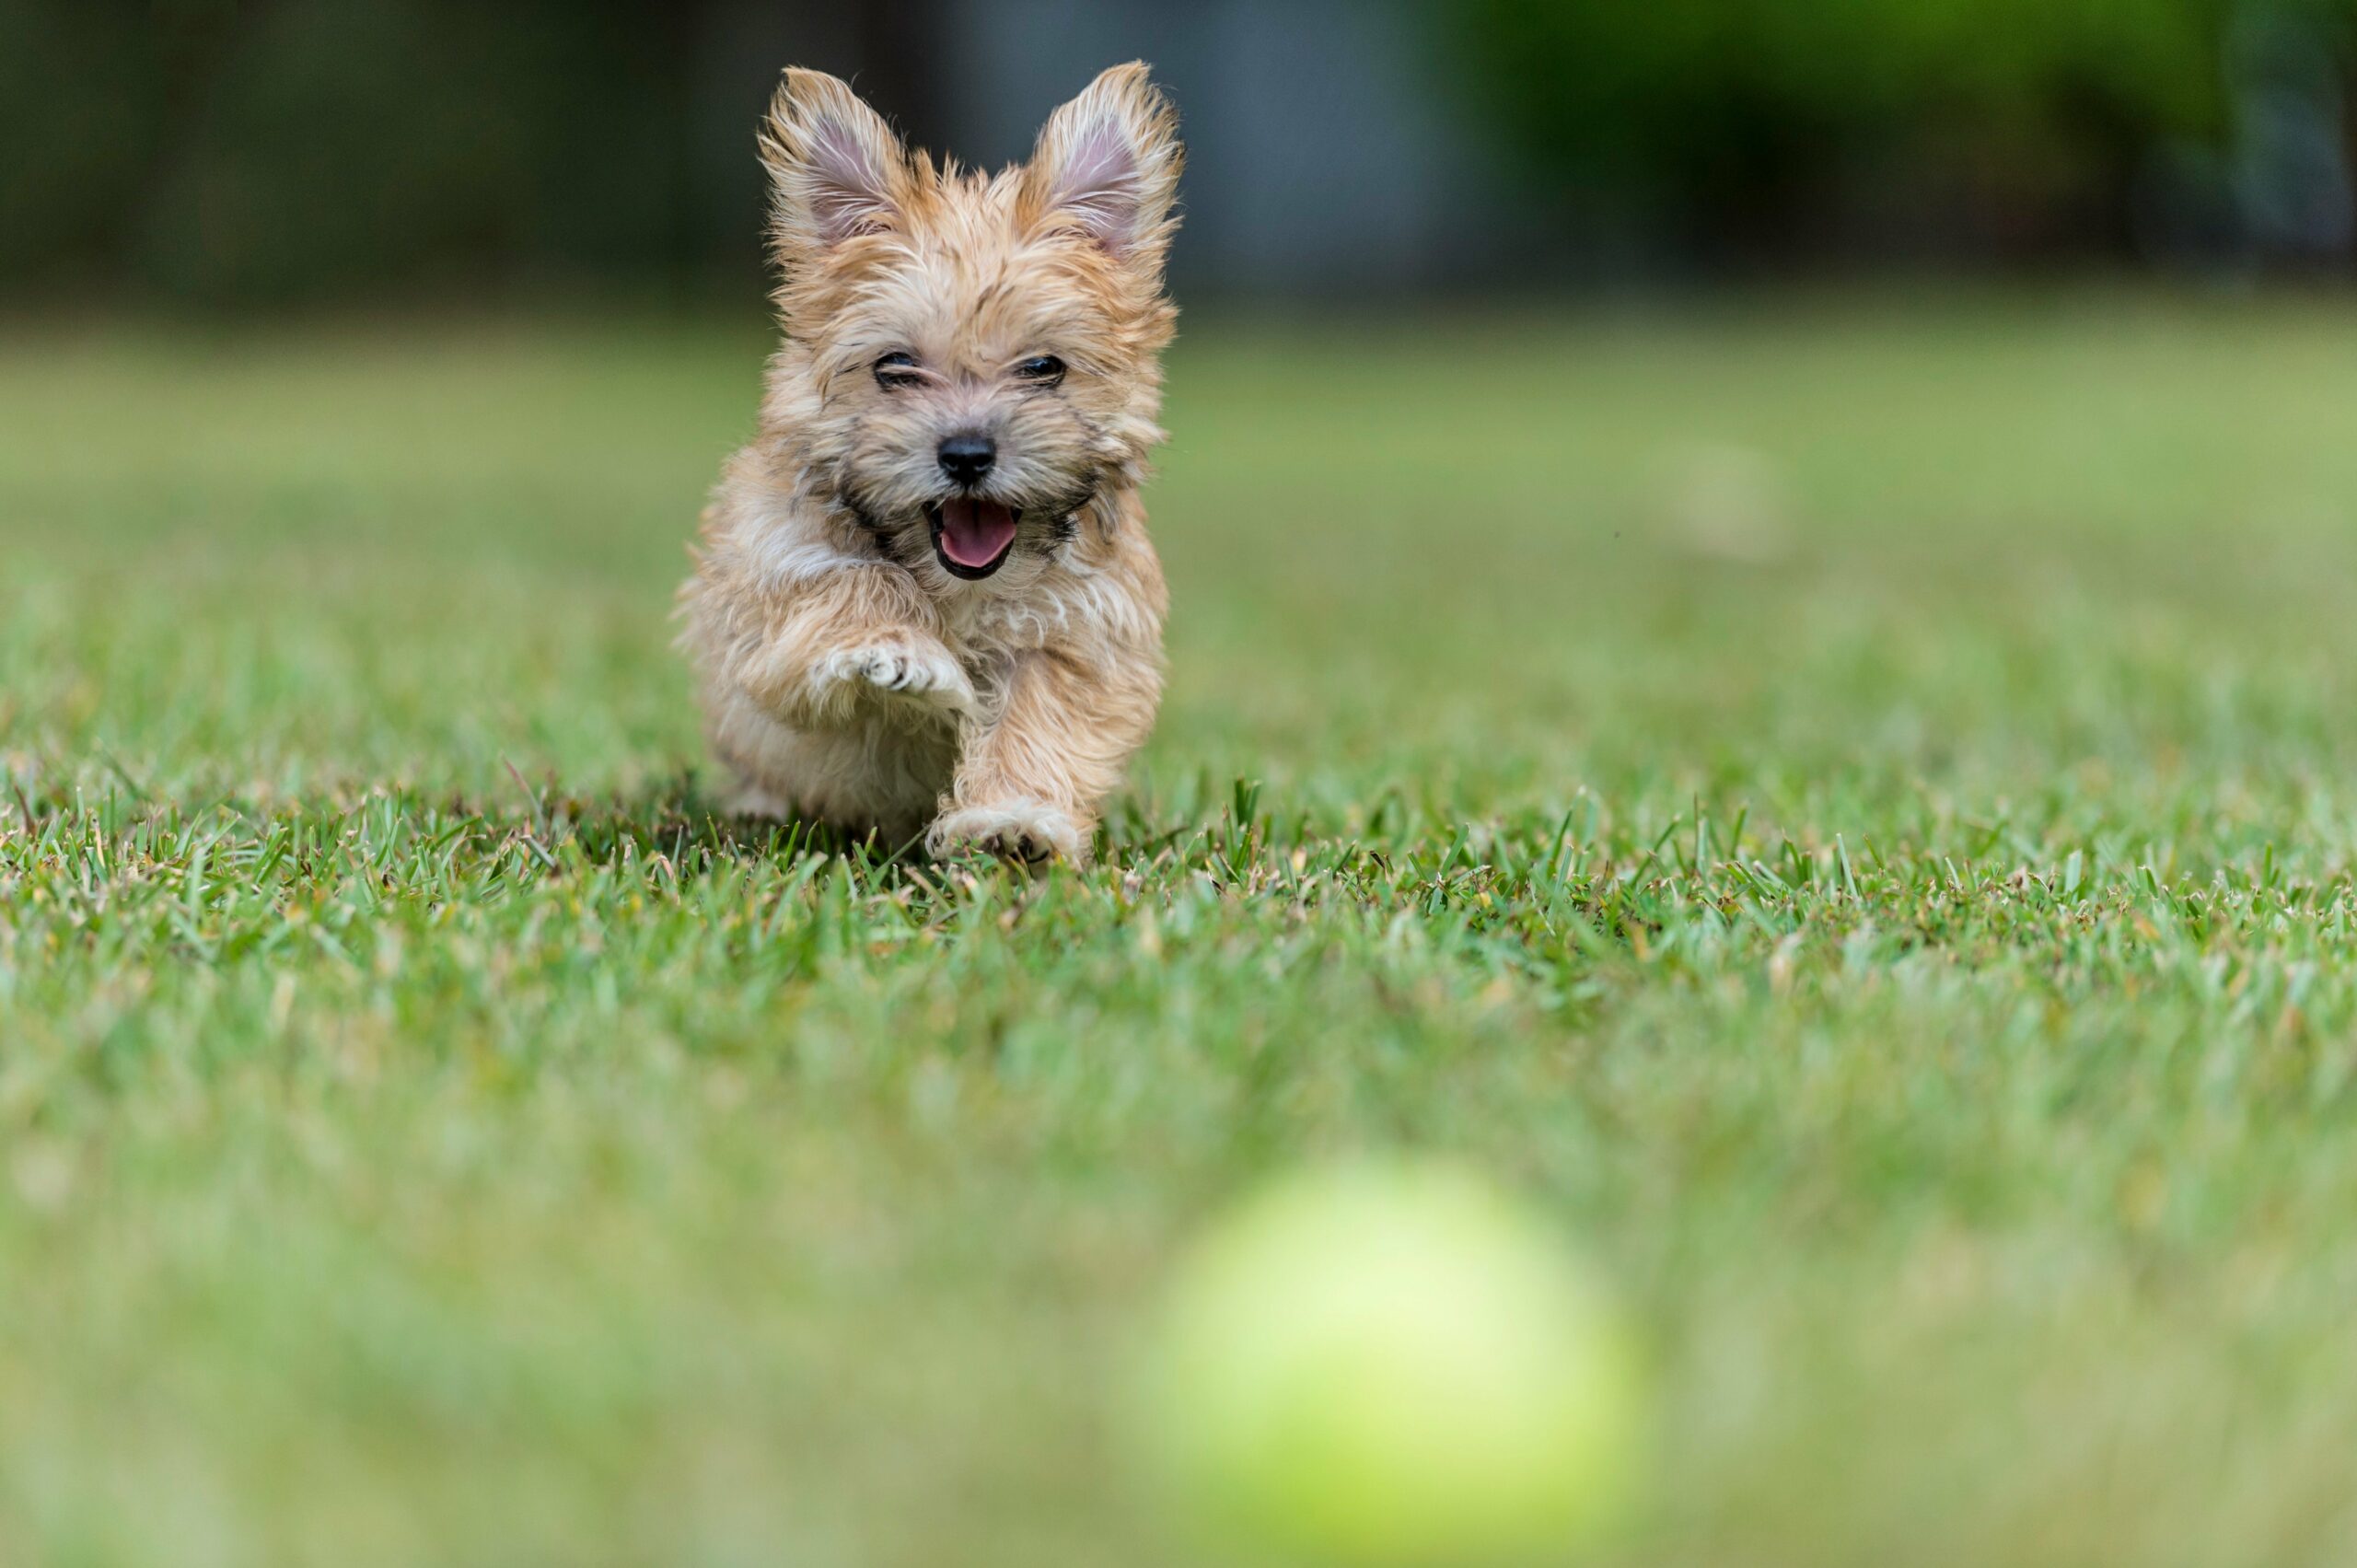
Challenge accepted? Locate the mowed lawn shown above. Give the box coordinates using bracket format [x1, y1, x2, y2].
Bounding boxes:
[6, 296, 2357, 1568]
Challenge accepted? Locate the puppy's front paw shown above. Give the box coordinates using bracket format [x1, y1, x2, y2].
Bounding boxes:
[929, 800, 1086, 866]
[816, 639, 975, 715]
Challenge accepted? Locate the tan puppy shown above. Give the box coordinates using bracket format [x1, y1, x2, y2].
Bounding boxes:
[679, 64, 1180, 865]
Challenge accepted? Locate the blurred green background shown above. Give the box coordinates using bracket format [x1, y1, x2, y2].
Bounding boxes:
[7, 0, 2354, 303]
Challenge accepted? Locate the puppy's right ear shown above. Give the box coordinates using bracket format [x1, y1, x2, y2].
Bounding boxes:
[760, 69, 910, 266]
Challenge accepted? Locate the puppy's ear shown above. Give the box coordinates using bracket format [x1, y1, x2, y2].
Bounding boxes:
[1023, 62, 1183, 276]
[761, 69, 911, 265]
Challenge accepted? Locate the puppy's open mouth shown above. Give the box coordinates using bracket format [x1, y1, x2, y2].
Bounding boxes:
[928, 498, 1020, 579]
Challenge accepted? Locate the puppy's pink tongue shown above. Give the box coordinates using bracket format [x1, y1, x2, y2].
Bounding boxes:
[938, 498, 1016, 568]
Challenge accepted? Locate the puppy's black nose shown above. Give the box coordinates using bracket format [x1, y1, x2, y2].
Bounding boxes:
[937, 433, 996, 486]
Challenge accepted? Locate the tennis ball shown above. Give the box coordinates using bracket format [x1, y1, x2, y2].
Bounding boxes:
[1138, 1161, 1643, 1568]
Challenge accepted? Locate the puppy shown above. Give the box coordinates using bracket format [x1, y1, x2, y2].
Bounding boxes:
[679, 64, 1181, 865]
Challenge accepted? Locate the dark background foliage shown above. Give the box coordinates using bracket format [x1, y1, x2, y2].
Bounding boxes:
[1443, 0, 2357, 264]
[6, 0, 2352, 305]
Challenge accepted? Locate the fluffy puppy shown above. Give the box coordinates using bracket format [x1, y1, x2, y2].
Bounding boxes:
[679, 63, 1181, 865]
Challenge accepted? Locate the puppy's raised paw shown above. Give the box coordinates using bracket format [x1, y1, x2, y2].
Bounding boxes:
[929, 800, 1086, 867]
[816, 639, 975, 716]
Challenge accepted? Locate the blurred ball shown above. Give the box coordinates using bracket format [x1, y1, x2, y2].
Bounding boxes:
[1139, 1161, 1643, 1568]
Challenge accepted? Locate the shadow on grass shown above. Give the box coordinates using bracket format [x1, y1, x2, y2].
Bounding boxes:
[508, 772, 929, 877]
[530, 771, 1212, 879]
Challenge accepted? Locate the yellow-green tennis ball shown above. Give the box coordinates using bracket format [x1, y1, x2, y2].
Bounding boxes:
[1140, 1162, 1643, 1568]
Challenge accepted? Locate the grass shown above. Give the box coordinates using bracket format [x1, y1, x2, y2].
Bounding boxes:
[6, 293, 2357, 1567]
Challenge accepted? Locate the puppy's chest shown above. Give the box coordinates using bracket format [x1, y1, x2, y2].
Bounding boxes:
[937, 587, 1067, 665]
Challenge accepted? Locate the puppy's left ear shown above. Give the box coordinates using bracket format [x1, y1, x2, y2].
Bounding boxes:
[1023, 62, 1183, 277]
[761, 69, 912, 270]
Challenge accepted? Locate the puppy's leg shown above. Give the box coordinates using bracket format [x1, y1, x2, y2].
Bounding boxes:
[930, 648, 1159, 865]
[687, 561, 975, 836]
[713, 564, 976, 728]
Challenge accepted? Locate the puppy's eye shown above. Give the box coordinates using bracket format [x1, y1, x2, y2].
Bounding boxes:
[1015, 355, 1066, 387]
[873, 352, 922, 390]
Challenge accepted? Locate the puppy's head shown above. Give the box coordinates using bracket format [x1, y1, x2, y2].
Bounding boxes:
[759, 64, 1181, 591]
